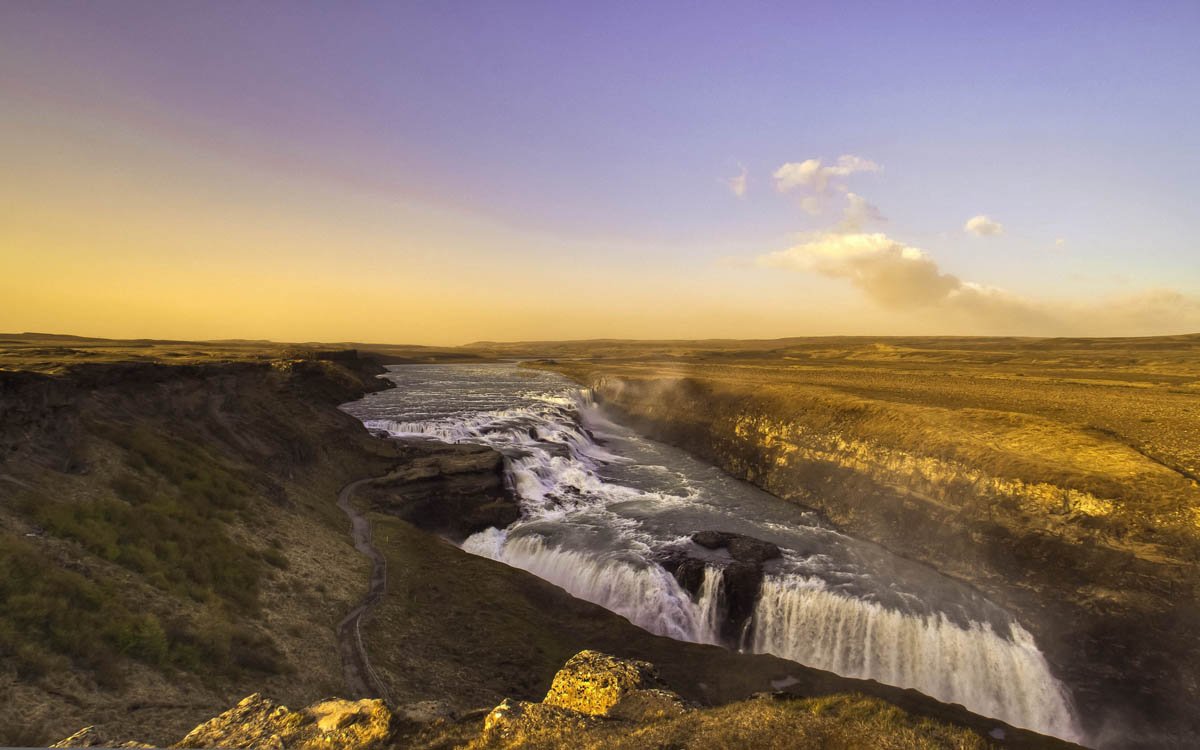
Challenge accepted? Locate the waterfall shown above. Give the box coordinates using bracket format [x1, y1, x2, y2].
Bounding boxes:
[467, 526, 1080, 741]
[751, 575, 1080, 740]
[347, 364, 1083, 743]
[695, 566, 724, 645]
[464, 530, 716, 643]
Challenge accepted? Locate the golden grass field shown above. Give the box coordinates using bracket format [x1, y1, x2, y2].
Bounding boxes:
[0, 332, 485, 373]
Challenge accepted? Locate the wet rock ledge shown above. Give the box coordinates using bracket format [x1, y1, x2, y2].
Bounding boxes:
[360, 440, 521, 541]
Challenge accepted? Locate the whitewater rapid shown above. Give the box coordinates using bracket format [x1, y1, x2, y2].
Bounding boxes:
[342, 363, 1080, 741]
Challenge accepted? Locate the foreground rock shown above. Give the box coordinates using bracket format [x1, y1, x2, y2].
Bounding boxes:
[174, 693, 392, 749]
[52, 694, 399, 750]
[51, 650, 1077, 749]
[478, 650, 677, 744]
[541, 650, 686, 720]
[472, 650, 1069, 750]
[49, 727, 151, 748]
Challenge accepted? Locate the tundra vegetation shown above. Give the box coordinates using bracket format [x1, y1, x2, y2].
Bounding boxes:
[3, 332, 1195, 747]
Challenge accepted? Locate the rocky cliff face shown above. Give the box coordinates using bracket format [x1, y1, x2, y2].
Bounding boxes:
[358, 442, 520, 542]
[580, 373, 1200, 747]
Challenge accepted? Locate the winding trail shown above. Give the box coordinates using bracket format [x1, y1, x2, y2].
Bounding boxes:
[336, 476, 391, 704]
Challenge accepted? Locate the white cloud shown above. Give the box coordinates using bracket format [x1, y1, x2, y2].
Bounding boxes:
[756, 231, 1200, 335]
[726, 165, 748, 198]
[752, 156, 1197, 336]
[774, 155, 879, 194]
[774, 159, 825, 192]
[840, 192, 885, 231]
[965, 215, 1005, 237]
[758, 232, 958, 309]
[826, 155, 880, 177]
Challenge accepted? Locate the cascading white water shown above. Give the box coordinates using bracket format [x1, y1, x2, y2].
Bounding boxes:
[464, 529, 717, 643]
[695, 566, 724, 646]
[344, 364, 1083, 742]
[751, 576, 1079, 739]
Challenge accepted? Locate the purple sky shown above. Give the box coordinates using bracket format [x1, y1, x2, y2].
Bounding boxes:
[2, 1, 1198, 342]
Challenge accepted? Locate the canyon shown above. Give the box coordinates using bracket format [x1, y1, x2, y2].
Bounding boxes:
[3, 333, 1197, 747]
[517, 335, 1200, 747]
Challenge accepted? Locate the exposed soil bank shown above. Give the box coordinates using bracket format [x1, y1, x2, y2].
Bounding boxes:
[542, 367, 1200, 748]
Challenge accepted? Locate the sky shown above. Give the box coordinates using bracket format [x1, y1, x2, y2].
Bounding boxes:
[2, 1, 1198, 344]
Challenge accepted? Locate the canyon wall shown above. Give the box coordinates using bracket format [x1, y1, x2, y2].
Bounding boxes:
[570, 370, 1200, 747]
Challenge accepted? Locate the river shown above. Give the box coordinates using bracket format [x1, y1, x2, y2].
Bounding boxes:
[341, 363, 1080, 741]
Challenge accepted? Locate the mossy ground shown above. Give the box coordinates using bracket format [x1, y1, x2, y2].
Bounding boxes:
[0, 360, 393, 745]
[466, 693, 994, 750]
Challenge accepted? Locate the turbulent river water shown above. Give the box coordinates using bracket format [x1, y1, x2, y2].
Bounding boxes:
[343, 363, 1080, 741]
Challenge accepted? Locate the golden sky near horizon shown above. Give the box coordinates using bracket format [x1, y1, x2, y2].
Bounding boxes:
[3, 4, 1199, 344]
[0, 103, 931, 344]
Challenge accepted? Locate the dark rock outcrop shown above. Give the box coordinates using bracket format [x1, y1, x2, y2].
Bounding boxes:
[658, 531, 781, 645]
[692, 530, 781, 563]
[363, 442, 520, 541]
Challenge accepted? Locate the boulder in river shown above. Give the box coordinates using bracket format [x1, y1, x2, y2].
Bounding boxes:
[658, 531, 782, 645]
[691, 530, 781, 564]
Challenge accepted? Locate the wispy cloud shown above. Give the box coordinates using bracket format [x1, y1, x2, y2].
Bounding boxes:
[964, 214, 1004, 237]
[839, 192, 885, 231]
[774, 155, 880, 194]
[726, 165, 748, 198]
